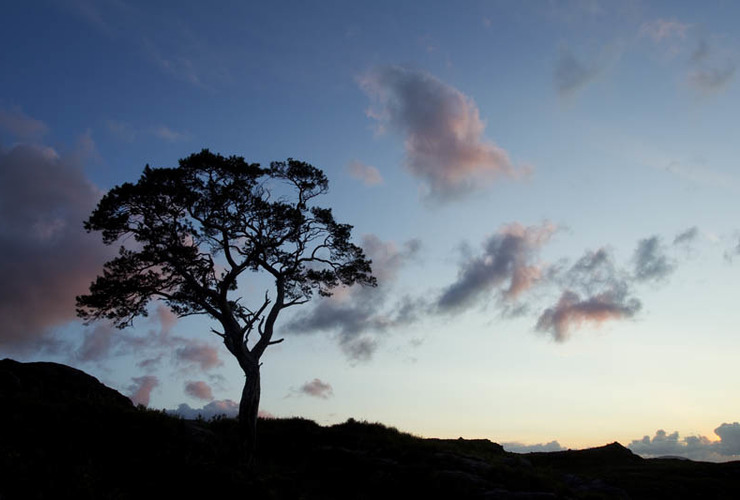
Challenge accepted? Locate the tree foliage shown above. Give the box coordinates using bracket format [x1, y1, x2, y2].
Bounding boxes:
[77, 149, 375, 413]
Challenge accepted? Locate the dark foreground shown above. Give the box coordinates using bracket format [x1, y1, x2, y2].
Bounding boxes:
[1, 359, 738, 499]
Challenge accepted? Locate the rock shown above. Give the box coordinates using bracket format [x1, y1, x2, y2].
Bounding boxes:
[0, 358, 133, 411]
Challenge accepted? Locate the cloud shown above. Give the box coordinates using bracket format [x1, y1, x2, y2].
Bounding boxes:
[437, 222, 556, 313]
[535, 289, 641, 341]
[169, 399, 239, 420]
[105, 120, 137, 142]
[175, 341, 223, 371]
[690, 39, 710, 65]
[502, 441, 566, 454]
[632, 236, 675, 283]
[687, 39, 736, 94]
[0, 143, 112, 354]
[554, 46, 601, 96]
[151, 125, 188, 142]
[536, 248, 641, 341]
[185, 380, 214, 401]
[628, 423, 740, 462]
[688, 65, 736, 93]
[0, 106, 48, 140]
[298, 378, 334, 399]
[673, 226, 699, 246]
[347, 160, 383, 186]
[285, 235, 422, 361]
[77, 323, 117, 362]
[106, 120, 189, 143]
[725, 236, 740, 262]
[359, 65, 526, 199]
[640, 19, 690, 42]
[128, 375, 158, 406]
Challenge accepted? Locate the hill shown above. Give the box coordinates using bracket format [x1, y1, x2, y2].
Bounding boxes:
[1, 359, 739, 499]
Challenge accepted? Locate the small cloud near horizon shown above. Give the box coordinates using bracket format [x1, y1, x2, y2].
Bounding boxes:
[629, 423, 740, 462]
[502, 441, 566, 454]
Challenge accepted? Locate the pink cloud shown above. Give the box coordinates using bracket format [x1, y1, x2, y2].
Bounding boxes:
[155, 304, 178, 334]
[535, 290, 640, 341]
[360, 66, 527, 199]
[0, 143, 112, 354]
[0, 106, 48, 140]
[347, 160, 383, 186]
[77, 323, 117, 362]
[175, 341, 223, 370]
[185, 380, 214, 401]
[128, 375, 159, 406]
[438, 222, 556, 312]
[640, 19, 690, 42]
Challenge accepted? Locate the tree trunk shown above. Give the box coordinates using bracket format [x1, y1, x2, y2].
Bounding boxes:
[239, 362, 261, 466]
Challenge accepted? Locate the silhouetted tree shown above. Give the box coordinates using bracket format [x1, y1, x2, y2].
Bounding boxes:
[76, 150, 376, 462]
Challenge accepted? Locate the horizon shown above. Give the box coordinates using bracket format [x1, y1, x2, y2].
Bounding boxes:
[2, 1, 739, 463]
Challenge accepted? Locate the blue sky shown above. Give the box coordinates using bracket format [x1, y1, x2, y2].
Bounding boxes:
[2, 0, 740, 461]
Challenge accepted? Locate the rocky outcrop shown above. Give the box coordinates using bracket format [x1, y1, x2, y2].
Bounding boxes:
[0, 358, 133, 410]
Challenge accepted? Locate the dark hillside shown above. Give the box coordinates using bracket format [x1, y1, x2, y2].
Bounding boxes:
[1, 359, 739, 499]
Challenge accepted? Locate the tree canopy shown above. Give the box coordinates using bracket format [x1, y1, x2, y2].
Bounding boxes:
[77, 149, 376, 458]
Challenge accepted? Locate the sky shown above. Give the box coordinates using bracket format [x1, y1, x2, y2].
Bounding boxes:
[2, 0, 740, 461]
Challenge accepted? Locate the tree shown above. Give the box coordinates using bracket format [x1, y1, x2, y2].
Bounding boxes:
[76, 149, 376, 461]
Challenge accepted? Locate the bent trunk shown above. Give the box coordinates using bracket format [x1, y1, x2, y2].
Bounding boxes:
[239, 363, 261, 466]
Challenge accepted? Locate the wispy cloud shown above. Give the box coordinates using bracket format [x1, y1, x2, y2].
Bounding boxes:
[286, 235, 422, 361]
[150, 125, 189, 142]
[65, 0, 228, 89]
[688, 65, 736, 93]
[359, 65, 527, 200]
[0, 106, 48, 140]
[554, 46, 602, 97]
[640, 19, 690, 42]
[686, 38, 735, 94]
[673, 226, 699, 246]
[128, 375, 158, 406]
[347, 160, 383, 186]
[77, 323, 117, 362]
[437, 222, 557, 313]
[536, 248, 641, 341]
[106, 120, 189, 143]
[724, 236, 740, 262]
[632, 236, 675, 283]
